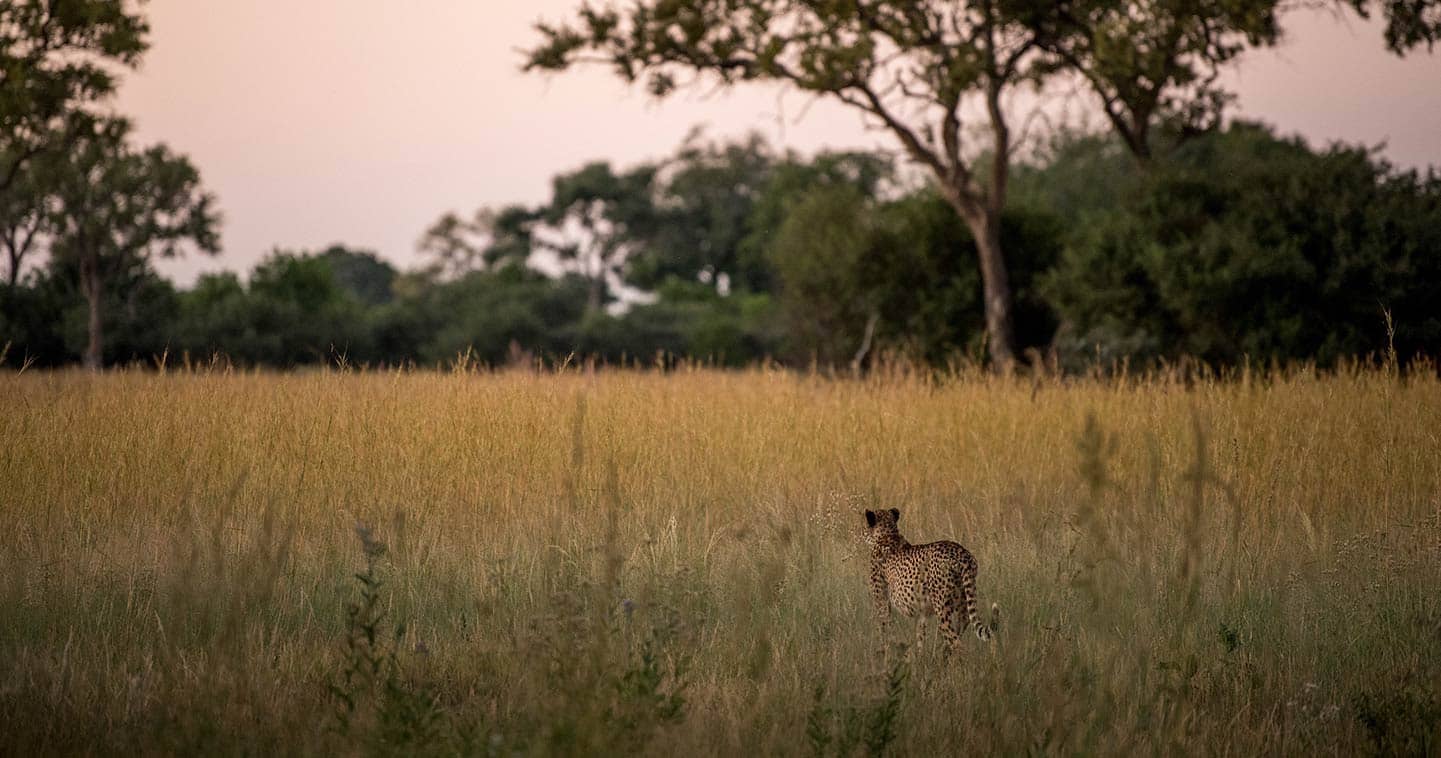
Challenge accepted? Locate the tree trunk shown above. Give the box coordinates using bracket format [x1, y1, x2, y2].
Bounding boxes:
[586, 272, 604, 315]
[81, 256, 104, 371]
[945, 197, 1017, 372]
[851, 309, 880, 374]
[973, 214, 1017, 371]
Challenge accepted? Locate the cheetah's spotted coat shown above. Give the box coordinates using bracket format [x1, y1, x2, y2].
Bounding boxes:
[864, 508, 994, 653]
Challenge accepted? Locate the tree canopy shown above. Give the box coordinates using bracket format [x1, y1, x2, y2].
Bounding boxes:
[0, 0, 148, 191]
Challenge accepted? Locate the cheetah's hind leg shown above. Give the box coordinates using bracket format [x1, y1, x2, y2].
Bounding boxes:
[936, 597, 964, 653]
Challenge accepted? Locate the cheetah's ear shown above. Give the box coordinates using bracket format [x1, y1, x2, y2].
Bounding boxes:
[864, 510, 877, 528]
[889, 508, 900, 522]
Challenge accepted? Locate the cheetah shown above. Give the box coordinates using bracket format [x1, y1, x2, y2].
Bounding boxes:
[863, 508, 996, 654]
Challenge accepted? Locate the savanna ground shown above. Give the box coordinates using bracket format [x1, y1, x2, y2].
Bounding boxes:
[1, 364, 1438, 756]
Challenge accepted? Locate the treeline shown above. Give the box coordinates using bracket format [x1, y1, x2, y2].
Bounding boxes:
[4, 1, 1438, 371]
[3, 123, 1438, 370]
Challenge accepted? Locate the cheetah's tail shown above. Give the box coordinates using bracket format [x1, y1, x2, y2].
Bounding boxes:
[964, 582, 998, 641]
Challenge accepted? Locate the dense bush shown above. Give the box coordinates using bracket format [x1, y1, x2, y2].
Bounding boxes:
[1037, 124, 1441, 366]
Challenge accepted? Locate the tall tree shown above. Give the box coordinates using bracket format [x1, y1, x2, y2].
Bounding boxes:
[0, 0, 148, 192]
[47, 118, 220, 369]
[533, 161, 656, 315]
[525, 1, 1052, 369]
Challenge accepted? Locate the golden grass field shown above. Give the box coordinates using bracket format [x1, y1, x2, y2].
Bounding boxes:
[1, 366, 1438, 755]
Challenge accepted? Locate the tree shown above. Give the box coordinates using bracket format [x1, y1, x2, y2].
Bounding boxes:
[417, 204, 539, 279]
[0, 0, 148, 192]
[242, 251, 369, 365]
[174, 271, 249, 362]
[418, 208, 488, 278]
[317, 245, 398, 306]
[741, 147, 894, 291]
[46, 118, 220, 369]
[58, 265, 178, 366]
[533, 161, 657, 314]
[745, 150, 892, 363]
[0, 148, 49, 285]
[626, 131, 776, 293]
[525, 1, 1054, 369]
[766, 182, 880, 365]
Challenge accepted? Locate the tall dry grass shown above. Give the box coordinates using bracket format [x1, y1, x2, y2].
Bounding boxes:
[0, 365, 1437, 755]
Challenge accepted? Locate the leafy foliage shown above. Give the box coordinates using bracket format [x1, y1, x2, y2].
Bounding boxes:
[319, 245, 397, 306]
[176, 252, 368, 366]
[764, 179, 1061, 366]
[1041, 123, 1441, 366]
[329, 524, 446, 753]
[0, 0, 148, 191]
[0, 149, 51, 286]
[628, 131, 779, 293]
[537, 160, 659, 313]
[1349, 0, 1441, 52]
[1036, 0, 1283, 161]
[804, 660, 909, 758]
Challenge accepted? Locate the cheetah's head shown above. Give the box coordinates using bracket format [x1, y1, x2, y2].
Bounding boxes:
[863, 508, 902, 547]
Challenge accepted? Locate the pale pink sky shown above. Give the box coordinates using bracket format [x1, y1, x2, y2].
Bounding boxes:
[114, 2, 1440, 285]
